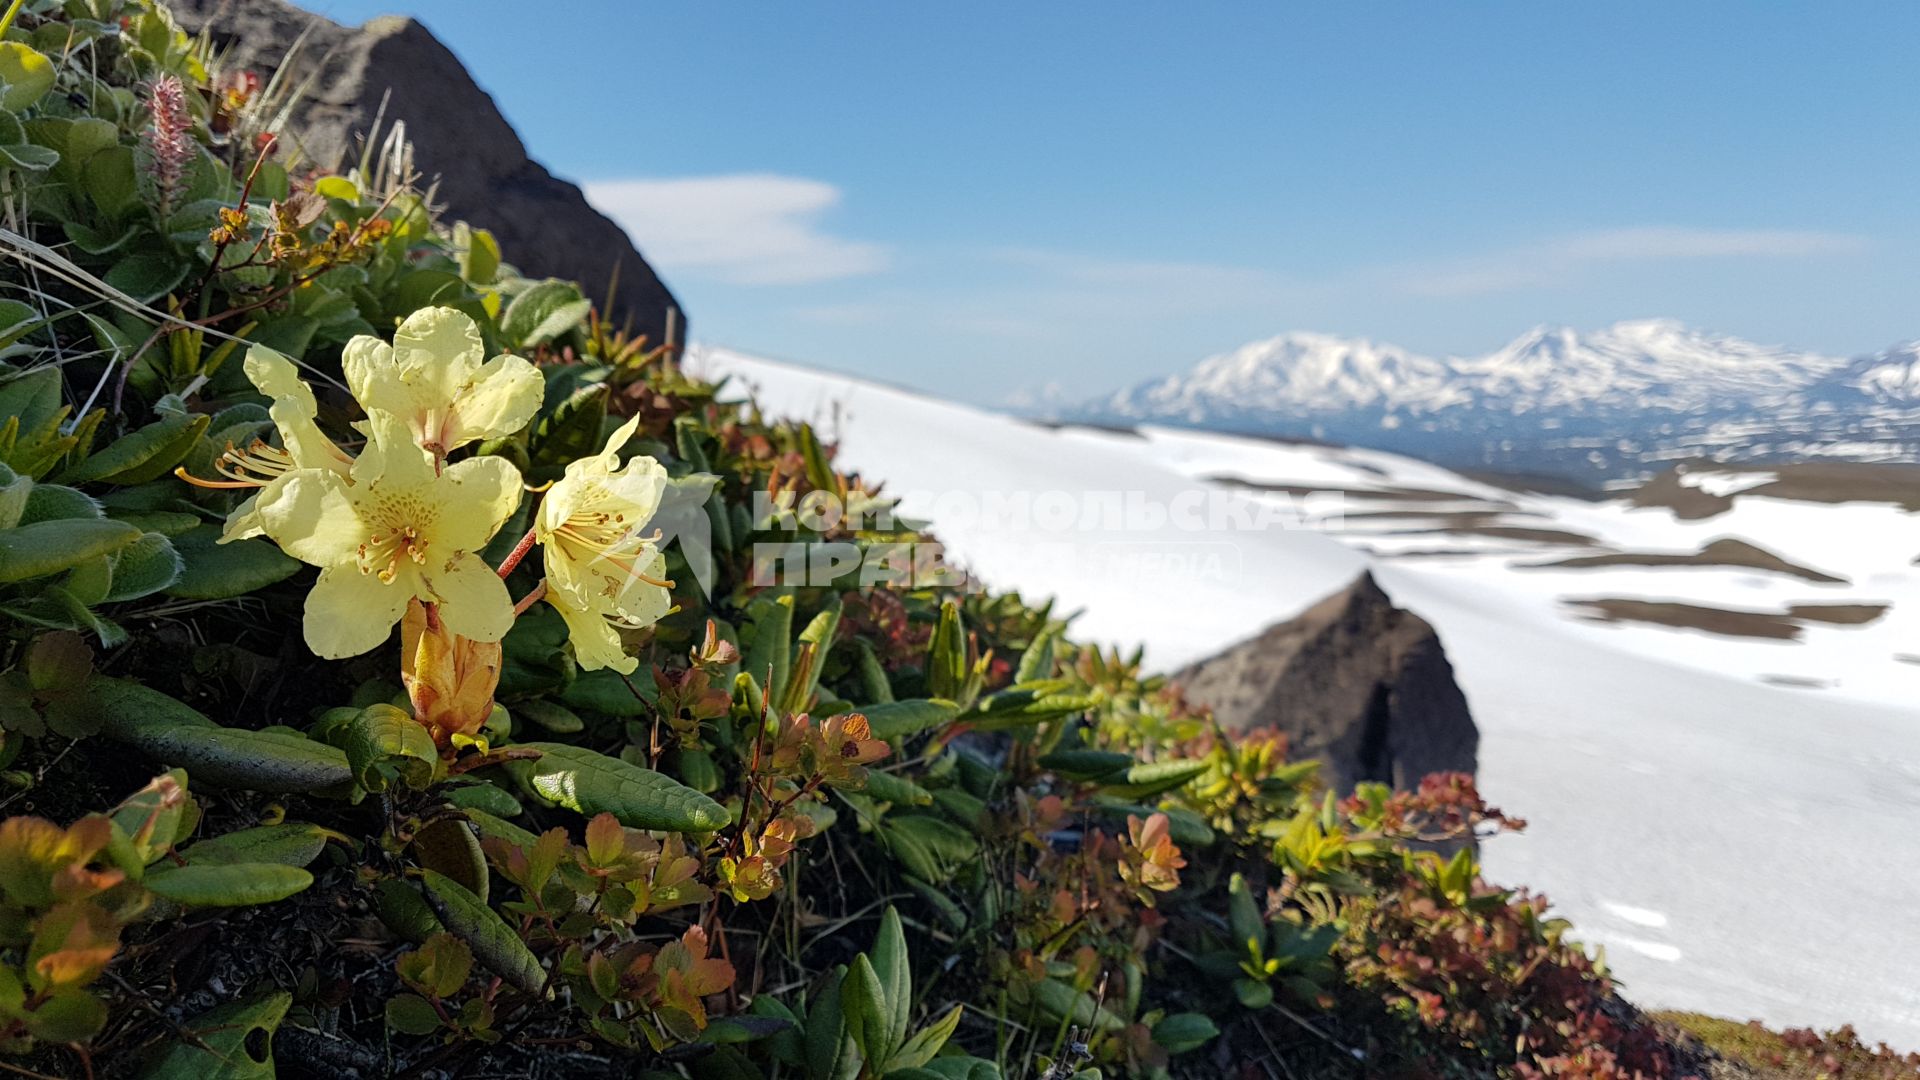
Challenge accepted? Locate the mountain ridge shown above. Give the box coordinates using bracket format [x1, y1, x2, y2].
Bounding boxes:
[1060, 319, 1920, 482]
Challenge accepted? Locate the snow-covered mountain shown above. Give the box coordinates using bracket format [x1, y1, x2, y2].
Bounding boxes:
[689, 344, 1920, 1049]
[1460, 318, 1843, 413]
[1821, 341, 1920, 404]
[1098, 332, 1468, 423]
[1070, 320, 1920, 483]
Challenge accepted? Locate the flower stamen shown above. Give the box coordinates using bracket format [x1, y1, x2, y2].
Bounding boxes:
[176, 439, 299, 490]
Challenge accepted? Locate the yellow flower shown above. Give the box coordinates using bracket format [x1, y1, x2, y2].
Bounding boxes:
[535, 416, 673, 674]
[342, 306, 543, 458]
[254, 410, 523, 658]
[194, 347, 354, 542]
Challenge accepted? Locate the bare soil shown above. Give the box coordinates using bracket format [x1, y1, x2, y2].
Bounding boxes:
[1525, 537, 1847, 584]
[1564, 598, 1889, 640]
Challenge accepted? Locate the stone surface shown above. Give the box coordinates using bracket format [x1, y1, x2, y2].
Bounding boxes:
[171, 0, 685, 349]
[1174, 572, 1477, 792]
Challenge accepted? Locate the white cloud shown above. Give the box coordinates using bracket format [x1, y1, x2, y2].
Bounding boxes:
[583, 174, 888, 285]
[1560, 226, 1867, 261]
[1402, 226, 1869, 297]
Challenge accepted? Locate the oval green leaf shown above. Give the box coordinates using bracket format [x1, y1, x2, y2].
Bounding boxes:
[521, 742, 728, 833]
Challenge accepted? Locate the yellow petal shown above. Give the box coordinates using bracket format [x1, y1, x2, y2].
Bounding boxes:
[247, 347, 348, 471]
[444, 354, 543, 448]
[255, 469, 365, 567]
[426, 551, 515, 643]
[304, 564, 409, 658]
[600, 454, 668, 525]
[610, 548, 673, 628]
[593, 415, 644, 467]
[536, 416, 649, 538]
[268, 398, 347, 473]
[219, 491, 265, 542]
[393, 306, 483, 400]
[436, 455, 523, 552]
[339, 333, 395, 418]
[243, 347, 315, 408]
[351, 409, 437, 491]
[547, 588, 637, 674]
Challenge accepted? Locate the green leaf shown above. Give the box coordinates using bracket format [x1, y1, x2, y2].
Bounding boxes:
[919, 1059, 1002, 1080]
[530, 380, 608, 467]
[166, 524, 301, 599]
[384, 993, 442, 1036]
[0, 366, 61, 432]
[461, 807, 539, 849]
[1228, 873, 1264, 954]
[0, 142, 57, 171]
[177, 823, 332, 869]
[103, 531, 181, 602]
[862, 698, 959, 741]
[559, 667, 650, 716]
[785, 597, 841, 714]
[87, 677, 353, 791]
[0, 517, 141, 582]
[855, 640, 894, 705]
[445, 781, 523, 819]
[867, 907, 912, 1065]
[374, 878, 443, 945]
[62, 552, 111, 604]
[1098, 759, 1208, 800]
[400, 932, 474, 1001]
[859, 769, 932, 807]
[419, 870, 545, 995]
[1037, 749, 1132, 782]
[1151, 1012, 1219, 1055]
[889, 1005, 963, 1071]
[0, 467, 30, 529]
[805, 966, 860, 1080]
[926, 601, 967, 702]
[521, 743, 728, 832]
[83, 144, 140, 220]
[741, 593, 793, 711]
[844, 954, 894, 1066]
[0, 43, 55, 111]
[75, 672, 211, 726]
[454, 222, 501, 285]
[880, 815, 977, 884]
[1233, 978, 1273, 1009]
[23, 987, 107, 1044]
[960, 688, 1101, 731]
[142, 992, 290, 1080]
[513, 698, 583, 733]
[334, 703, 440, 792]
[501, 279, 590, 347]
[104, 252, 191, 304]
[1015, 625, 1060, 684]
[411, 815, 488, 904]
[58, 411, 209, 485]
[144, 863, 314, 906]
[1030, 977, 1125, 1033]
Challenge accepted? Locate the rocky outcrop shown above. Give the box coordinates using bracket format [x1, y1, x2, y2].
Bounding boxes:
[1174, 573, 1476, 792]
[171, 0, 684, 350]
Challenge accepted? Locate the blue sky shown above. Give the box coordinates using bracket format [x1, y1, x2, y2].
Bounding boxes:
[314, 1, 1920, 403]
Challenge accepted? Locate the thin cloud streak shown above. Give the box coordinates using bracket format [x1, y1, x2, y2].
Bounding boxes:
[584, 174, 889, 286]
[1401, 226, 1870, 297]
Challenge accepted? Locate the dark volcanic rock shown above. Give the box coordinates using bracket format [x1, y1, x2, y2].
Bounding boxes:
[171, 0, 684, 349]
[1174, 573, 1476, 792]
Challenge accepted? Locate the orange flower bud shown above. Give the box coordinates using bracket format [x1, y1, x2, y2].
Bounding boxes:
[402, 599, 503, 747]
